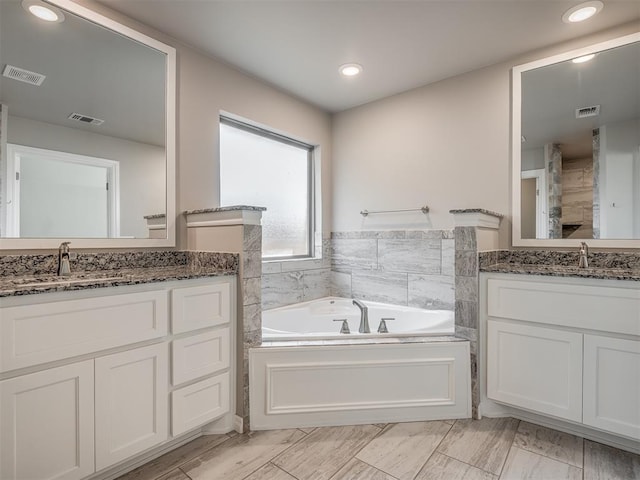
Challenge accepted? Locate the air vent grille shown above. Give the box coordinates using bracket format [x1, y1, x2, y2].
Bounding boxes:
[2, 65, 46, 86]
[576, 105, 600, 118]
[68, 113, 104, 126]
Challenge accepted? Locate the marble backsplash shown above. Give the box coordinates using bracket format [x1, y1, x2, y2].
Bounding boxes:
[330, 230, 455, 310]
[261, 240, 331, 309]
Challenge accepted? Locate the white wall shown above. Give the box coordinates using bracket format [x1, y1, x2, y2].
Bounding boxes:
[7, 115, 165, 238]
[176, 46, 332, 249]
[522, 148, 544, 171]
[331, 23, 638, 248]
[599, 118, 640, 238]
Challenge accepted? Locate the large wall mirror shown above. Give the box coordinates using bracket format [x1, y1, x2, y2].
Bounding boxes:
[0, 0, 175, 249]
[512, 32, 639, 248]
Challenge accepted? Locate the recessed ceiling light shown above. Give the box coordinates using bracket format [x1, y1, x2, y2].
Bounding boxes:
[572, 54, 596, 63]
[339, 63, 362, 77]
[562, 1, 603, 23]
[22, 0, 65, 23]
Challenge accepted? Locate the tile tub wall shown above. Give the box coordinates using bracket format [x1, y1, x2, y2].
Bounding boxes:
[329, 230, 455, 310]
[261, 239, 332, 309]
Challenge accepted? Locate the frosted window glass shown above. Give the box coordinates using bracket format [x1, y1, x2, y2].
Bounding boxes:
[220, 122, 312, 258]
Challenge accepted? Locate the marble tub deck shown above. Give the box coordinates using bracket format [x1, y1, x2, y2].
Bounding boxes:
[117, 418, 639, 480]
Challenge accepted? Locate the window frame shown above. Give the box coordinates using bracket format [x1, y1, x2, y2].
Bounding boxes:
[219, 115, 316, 260]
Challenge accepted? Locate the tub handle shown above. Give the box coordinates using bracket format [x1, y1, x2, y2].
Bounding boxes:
[378, 317, 395, 334]
[333, 318, 350, 334]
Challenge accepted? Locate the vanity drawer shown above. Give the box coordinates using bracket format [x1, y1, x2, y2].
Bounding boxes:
[0, 290, 168, 372]
[172, 328, 230, 386]
[171, 282, 231, 334]
[487, 278, 640, 335]
[171, 372, 230, 436]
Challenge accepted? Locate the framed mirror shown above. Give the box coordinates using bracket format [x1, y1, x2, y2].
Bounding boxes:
[0, 0, 175, 249]
[512, 32, 639, 248]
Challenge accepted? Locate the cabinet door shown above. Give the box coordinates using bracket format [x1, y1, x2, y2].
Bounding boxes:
[584, 335, 640, 439]
[95, 343, 168, 471]
[487, 320, 583, 422]
[0, 360, 94, 480]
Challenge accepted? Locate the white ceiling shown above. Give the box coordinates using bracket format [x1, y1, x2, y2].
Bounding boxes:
[98, 0, 640, 113]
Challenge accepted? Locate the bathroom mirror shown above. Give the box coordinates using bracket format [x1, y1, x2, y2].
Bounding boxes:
[512, 32, 640, 248]
[0, 0, 176, 249]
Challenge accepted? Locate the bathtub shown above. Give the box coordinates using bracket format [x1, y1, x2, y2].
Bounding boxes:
[250, 297, 470, 430]
[262, 297, 454, 341]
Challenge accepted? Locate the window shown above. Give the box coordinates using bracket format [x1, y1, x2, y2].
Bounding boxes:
[219, 116, 314, 259]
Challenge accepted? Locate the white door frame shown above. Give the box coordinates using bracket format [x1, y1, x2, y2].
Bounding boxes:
[521, 168, 547, 239]
[5, 144, 120, 238]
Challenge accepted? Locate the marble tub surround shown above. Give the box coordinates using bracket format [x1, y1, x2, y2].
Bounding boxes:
[0, 250, 239, 297]
[479, 250, 640, 281]
[330, 229, 455, 310]
[261, 239, 331, 309]
[450, 209, 503, 420]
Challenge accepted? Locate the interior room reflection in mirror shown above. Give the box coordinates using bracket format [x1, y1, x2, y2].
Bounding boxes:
[520, 41, 640, 240]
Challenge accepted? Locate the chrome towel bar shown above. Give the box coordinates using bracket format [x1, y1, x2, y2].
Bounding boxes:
[360, 205, 429, 217]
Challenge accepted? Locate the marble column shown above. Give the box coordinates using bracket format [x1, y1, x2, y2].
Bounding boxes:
[185, 205, 265, 432]
[592, 128, 601, 239]
[449, 209, 502, 419]
[545, 143, 563, 239]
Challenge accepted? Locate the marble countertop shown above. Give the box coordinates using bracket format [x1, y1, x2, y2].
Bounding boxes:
[481, 263, 640, 281]
[0, 265, 236, 298]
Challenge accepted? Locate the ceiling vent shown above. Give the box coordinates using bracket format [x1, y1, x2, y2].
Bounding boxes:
[68, 113, 104, 126]
[576, 105, 600, 118]
[2, 64, 46, 86]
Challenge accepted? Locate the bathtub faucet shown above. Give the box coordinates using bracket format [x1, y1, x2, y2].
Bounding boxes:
[352, 299, 370, 334]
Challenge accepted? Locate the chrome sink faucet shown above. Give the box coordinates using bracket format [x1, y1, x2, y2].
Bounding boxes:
[352, 299, 370, 334]
[578, 242, 589, 269]
[57, 242, 71, 276]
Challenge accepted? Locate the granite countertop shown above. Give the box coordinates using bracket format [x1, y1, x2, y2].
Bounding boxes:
[0, 251, 238, 297]
[184, 205, 267, 215]
[481, 262, 640, 281]
[479, 250, 640, 281]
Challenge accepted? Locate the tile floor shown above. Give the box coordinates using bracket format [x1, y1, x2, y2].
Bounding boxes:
[118, 418, 640, 480]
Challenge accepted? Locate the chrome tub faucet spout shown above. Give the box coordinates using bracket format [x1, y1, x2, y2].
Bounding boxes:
[58, 241, 71, 276]
[579, 242, 589, 269]
[352, 299, 370, 334]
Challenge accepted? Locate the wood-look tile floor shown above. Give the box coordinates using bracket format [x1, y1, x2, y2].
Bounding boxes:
[118, 419, 640, 480]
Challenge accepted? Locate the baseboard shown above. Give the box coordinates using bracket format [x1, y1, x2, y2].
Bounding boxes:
[233, 415, 244, 433]
[480, 400, 640, 455]
[87, 431, 202, 480]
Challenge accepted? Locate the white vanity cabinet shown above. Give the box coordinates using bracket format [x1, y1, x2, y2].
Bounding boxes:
[0, 276, 235, 480]
[95, 343, 169, 470]
[583, 334, 640, 438]
[169, 282, 233, 436]
[487, 320, 583, 422]
[482, 273, 640, 443]
[0, 360, 95, 480]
